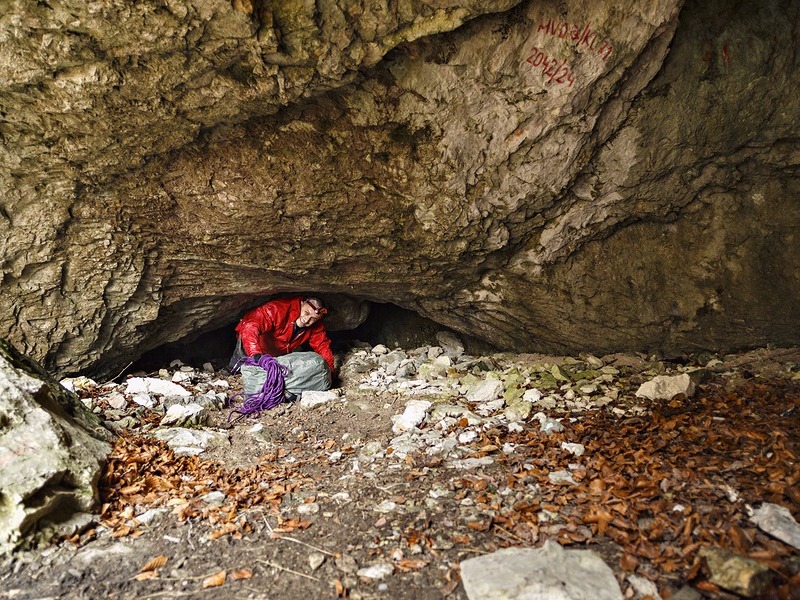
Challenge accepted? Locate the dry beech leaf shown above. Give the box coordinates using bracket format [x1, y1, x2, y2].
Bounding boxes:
[230, 568, 253, 580]
[133, 571, 159, 581]
[140, 555, 168, 573]
[397, 559, 428, 572]
[333, 578, 346, 597]
[202, 571, 227, 588]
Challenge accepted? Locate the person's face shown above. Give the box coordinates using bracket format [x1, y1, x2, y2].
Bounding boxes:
[296, 301, 325, 327]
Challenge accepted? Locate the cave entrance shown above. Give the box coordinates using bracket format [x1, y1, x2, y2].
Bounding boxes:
[130, 301, 470, 374]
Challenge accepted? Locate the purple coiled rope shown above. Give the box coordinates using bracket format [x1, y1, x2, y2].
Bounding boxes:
[227, 354, 289, 423]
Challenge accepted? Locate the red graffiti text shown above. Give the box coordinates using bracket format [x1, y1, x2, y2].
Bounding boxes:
[524, 47, 575, 87]
[537, 18, 614, 61]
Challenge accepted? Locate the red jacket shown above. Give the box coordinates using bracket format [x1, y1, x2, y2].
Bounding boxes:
[235, 296, 335, 371]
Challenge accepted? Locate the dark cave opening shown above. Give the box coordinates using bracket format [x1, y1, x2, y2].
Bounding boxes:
[130, 301, 488, 374]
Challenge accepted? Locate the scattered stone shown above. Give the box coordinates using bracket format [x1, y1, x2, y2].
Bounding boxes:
[107, 393, 127, 410]
[460, 541, 623, 600]
[561, 442, 586, 457]
[748, 502, 800, 549]
[299, 390, 339, 409]
[466, 378, 504, 403]
[533, 412, 564, 434]
[200, 491, 227, 507]
[309, 552, 326, 571]
[449, 456, 495, 469]
[372, 344, 389, 355]
[699, 546, 772, 596]
[436, 331, 465, 357]
[335, 554, 359, 574]
[356, 563, 393, 580]
[297, 502, 320, 515]
[391, 399, 431, 433]
[548, 470, 578, 485]
[160, 403, 207, 427]
[151, 427, 226, 456]
[125, 377, 191, 398]
[635, 373, 695, 400]
[135, 508, 169, 525]
[522, 388, 542, 403]
[202, 362, 215, 373]
[131, 393, 156, 408]
[669, 586, 702, 600]
[171, 370, 192, 383]
[504, 400, 532, 422]
[627, 574, 661, 599]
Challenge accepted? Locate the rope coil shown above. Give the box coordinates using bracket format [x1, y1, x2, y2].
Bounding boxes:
[227, 355, 289, 423]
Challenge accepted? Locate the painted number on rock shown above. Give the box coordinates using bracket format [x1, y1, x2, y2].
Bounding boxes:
[524, 48, 575, 87]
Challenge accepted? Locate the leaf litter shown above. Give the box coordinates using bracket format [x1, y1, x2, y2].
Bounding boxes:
[1, 347, 799, 599]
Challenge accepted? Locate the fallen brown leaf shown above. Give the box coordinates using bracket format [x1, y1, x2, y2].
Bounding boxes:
[202, 571, 227, 588]
[139, 555, 168, 573]
[230, 568, 253, 580]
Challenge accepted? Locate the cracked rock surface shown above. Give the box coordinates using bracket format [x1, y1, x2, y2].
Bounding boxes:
[2, 0, 799, 377]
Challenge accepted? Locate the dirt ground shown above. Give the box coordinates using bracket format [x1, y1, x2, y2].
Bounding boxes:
[1, 347, 799, 600]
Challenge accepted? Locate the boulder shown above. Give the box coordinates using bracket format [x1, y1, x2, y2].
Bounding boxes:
[0, 340, 111, 554]
[635, 374, 696, 401]
[460, 541, 623, 600]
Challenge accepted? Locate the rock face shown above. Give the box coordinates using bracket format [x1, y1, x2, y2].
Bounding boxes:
[1, 0, 798, 377]
[0, 340, 111, 554]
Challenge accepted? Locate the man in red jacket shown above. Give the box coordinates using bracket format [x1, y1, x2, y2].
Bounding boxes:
[228, 296, 335, 380]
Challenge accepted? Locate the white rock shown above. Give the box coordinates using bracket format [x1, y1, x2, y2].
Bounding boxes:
[548, 470, 578, 485]
[160, 403, 206, 427]
[59, 376, 98, 392]
[628, 574, 662, 600]
[126, 377, 191, 397]
[749, 502, 800, 549]
[427, 346, 443, 360]
[107, 393, 127, 410]
[151, 427, 223, 456]
[209, 379, 230, 389]
[522, 388, 542, 403]
[449, 456, 495, 469]
[458, 430, 478, 444]
[434, 354, 453, 367]
[200, 491, 227, 506]
[391, 400, 431, 434]
[357, 563, 393, 580]
[533, 412, 564, 434]
[460, 541, 623, 600]
[171, 371, 192, 383]
[297, 502, 320, 515]
[299, 390, 339, 408]
[132, 393, 155, 408]
[635, 373, 695, 400]
[309, 552, 326, 571]
[466, 378, 504, 403]
[476, 398, 505, 416]
[375, 500, 397, 513]
[202, 362, 215, 373]
[561, 442, 586, 457]
[372, 344, 389, 355]
[133, 508, 168, 525]
[436, 331, 465, 356]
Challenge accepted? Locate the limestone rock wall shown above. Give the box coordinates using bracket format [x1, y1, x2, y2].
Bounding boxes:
[1, 0, 798, 377]
[0, 339, 111, 553]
